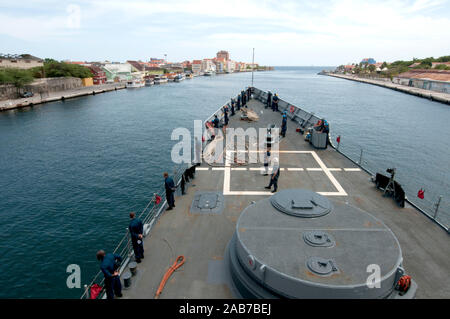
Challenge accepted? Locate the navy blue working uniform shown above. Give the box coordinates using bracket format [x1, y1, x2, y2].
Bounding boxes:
[165, 176, 176, 209]
[129, 217, 144, 261]
[224, 111, 229, 126]
[213, 116, 220, 128]
[281, 115, 287, 137]
[322, 120, 329, 148]
[272, 95, 279, 112]
[100, 253, 122, 299]
[267, 92, 272, 108]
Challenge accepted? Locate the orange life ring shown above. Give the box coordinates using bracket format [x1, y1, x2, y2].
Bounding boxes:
[289, 105, 295, 113]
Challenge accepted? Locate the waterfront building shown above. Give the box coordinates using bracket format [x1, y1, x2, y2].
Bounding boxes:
[101, 63, 132, 82]
[344, 65, 356, 73]
[192, 60, 202, 75]
[127, 60, 146, 73]
[149, 58, 165, 66]
[226, 60, 236, 73]
[393, 69, 450, 93]
[216, 50, 230, 61]
[88, 66, 107, 85]
[0, 54, 43, 69]
[201, 59, 216, 73]
[360, 58, 376, 65]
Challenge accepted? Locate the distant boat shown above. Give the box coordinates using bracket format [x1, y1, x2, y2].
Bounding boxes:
[126, 78, 145, 88]
[154, 75, 168, 84]
[204, 71, 215, 76]
[145, 79, 154, 86]
[174, 73, 186, 82]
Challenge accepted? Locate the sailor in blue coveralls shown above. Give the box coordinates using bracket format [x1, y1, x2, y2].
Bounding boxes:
[129, 212, 144, 263]
[272, 94, 279, 112]
[97, 250, 122, 299]
[164, 172, 176, 210]
[266, 91, 272, 109]
[281, 112, 287, 137]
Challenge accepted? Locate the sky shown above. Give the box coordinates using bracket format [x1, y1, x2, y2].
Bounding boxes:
[1, 0, 449, 65]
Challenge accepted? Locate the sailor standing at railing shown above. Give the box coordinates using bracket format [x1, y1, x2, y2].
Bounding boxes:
[272, 93, 279, 112]
[164, 172, 176, 210]
[266, 91, 272, 109]
[128, 212, 144, 263]
[96, 250, 122, 299]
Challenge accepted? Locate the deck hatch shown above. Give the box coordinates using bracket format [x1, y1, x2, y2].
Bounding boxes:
[190, 191, 224, 214]
[270, 189, 332, 218]
[303, 231, 335, 247]
[307, 257, 338, 275]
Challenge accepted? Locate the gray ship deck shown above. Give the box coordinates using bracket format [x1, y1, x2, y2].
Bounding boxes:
[122, 98, 449, 299]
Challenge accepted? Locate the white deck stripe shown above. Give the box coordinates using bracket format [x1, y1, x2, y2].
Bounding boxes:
[212, 167, 225, 170]
[196, 167, 210, 171]
[310, 151, 348, 196]
[344, 168, 362, 171]
[287, 168, 304, 171]
[223, 150, 348, 196]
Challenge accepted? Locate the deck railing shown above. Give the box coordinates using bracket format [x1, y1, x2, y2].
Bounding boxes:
[80, 164, 187, 299]
[253, 88, 449, 232]
[328, 135, 449, 232]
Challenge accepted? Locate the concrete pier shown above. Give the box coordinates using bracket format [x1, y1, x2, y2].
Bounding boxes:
[0, 83, 126, 111]
[328, 73, 450, 105]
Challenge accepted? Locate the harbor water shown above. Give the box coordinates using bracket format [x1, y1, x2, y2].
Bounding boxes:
[0, 67, 449, 298]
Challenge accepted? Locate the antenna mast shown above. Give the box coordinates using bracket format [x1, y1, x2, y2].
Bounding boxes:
[251, 48, 255, 87]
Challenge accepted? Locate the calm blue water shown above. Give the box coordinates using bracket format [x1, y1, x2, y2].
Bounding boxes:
[0, 67, 449, 298]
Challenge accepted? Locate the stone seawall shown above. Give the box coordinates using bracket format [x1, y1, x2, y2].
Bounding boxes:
[0, 82, 126, 111]
[0, 77, 84, 100]
[328, 73, 450, 105]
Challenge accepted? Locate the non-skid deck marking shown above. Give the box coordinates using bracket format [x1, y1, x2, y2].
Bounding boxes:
[222, 150, 348, 196]
[199, 167, 358, 172]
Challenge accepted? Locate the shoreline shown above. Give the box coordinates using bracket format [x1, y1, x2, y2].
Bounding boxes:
[0, 70, 272, 112]
[0, 83, 126, 112]
[327, 73, 450, 105]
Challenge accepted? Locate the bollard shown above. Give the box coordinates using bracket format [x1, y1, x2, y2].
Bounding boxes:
[122, 271, 132, 289]
[129, 262, 137, 276]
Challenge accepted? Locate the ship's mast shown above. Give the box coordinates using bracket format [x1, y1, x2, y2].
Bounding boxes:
[251, 48, 255, 87]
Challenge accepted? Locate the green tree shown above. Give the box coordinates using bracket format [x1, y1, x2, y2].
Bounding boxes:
[0, 68, 34, 88]
[368, 64, 376, 72]
[435, 64, 450, 70]
[37, 60, 93, 78]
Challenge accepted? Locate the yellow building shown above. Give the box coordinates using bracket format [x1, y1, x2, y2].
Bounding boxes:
[81, 78, 93, 86]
